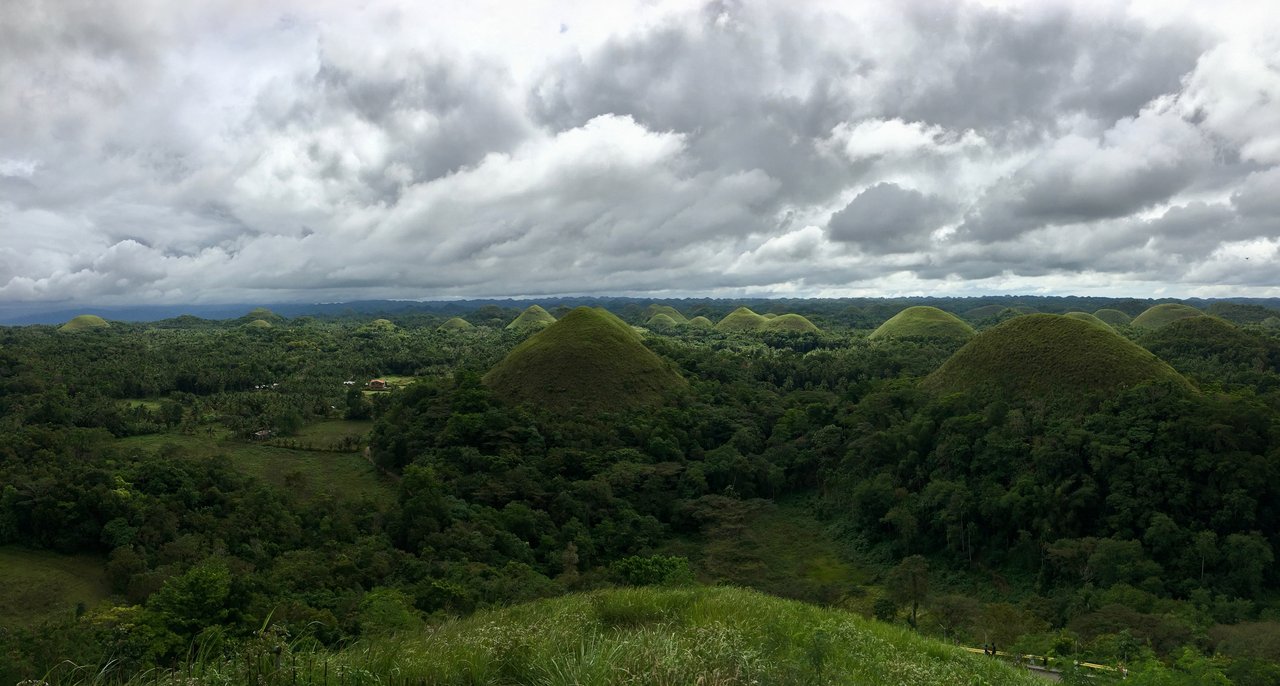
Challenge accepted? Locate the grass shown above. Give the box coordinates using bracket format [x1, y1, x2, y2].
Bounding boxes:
[660, 498, 871, 607]
[644, 304, 688, 324]
[437, 317, 474, 331]
[506, 305, 556, 330]
[276, 419, 374, 451]
[1062, 311, 1113, 330]
[484, 307, 686, 412]
[0, 546, 111, 627]
[762, 313, 820, 333]
[115, 428, 392, 504]
[117, 398, 164, 412]
[1131, 303, 1202, 330]
[715, 307, 768, 332]
[1093, 308, 1132, 326]
[923, 314, 1193, 401]
[869, 306, 974, 341]
[48, 586, 1042, 685]
[59, 314, 110, 332]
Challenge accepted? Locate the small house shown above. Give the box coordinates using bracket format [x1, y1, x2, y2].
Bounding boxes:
[369, 379, 388, 390]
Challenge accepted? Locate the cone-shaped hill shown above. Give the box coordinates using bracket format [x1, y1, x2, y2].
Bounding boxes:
[646, 313, 679, 329]
[438, 317, 475, 331]
[923, 314, 1192, 401]
[484, 307, 685, 412]
[243, 307, 284, 322]
[1132, 303, 1202, 330]
[1141, 316, 1273, 370]
[687, 315, 713, 328]
[644, 304, 688, 324]
[1063, 311, 1114, 330]
[763, 313, 820, 333]
[716, 307, 768, 332]
[870, 306, 974, 341]
[244, 319, 274, 329]
[59, 314, 110, 332]
[1093, 309, 1132, 327]
[506, 305, 556, 331]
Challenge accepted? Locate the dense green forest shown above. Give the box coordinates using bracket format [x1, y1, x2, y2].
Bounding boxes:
[2, 298, 1280, 685]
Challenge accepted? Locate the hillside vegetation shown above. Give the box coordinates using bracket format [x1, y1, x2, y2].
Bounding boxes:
[870, 306, 974, 341]
[1063, 311, 1114, 329]
[484, 306, 685, 412]
[1132, 303, 1203, 330]
[923, 314, 1192, 400]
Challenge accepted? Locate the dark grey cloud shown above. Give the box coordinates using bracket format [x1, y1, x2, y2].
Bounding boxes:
[827, 183, 951, 253]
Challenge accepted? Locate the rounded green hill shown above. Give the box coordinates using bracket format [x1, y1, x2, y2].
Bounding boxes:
[370, 318, 396, 329]
[870, 306, 974, 341]
[1063, 312, 1113, 330]
[716, 307, 768, 332]
[1141, 316, 1269, 369]
[687, 315, 713, 329]
[438, 317, 475, 331]
[59, 314, 110, 332]
[762, 312, 779, 319]
[644, 304, 688, 324]
[1131, 303, 1202, 330]
[1093, 308, 1132, 327]
[646, 313, 679, 329]
[763, 313, 820, 333]
[244, 319, 274, 329]
[923, 314, 1192, 401]
[506, 305, 556, 331]
[484, 306, 685, 412]
[244, 307, 283, 322]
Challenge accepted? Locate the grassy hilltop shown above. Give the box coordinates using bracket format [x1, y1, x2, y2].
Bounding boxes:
[1131, 303, 1203, 330]
[484, 306, 685, 412]
[924, 314, 1192, 400]
[870, 306, 974, 341]
[438, 316, 474, 331]
[58, 314, 110, 332]
[506, 304, 557, 330]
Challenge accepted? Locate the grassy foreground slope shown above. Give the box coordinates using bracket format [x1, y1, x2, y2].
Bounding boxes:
[484, 307, 685, 412]
[870, 306, 974, 341]
[924, 314, 1192, 400]
[150, 587, 1041, 686]
[0, 547, 110, 627]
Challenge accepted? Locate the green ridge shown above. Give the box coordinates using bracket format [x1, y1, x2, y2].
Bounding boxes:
[58, 314, 110, 332]
[923, 314, 1192, 400]
[763, 313, 820, 333]
[1131, 303, 1202, 330]
[1063, 311, 1114, 330]
[290, 587, 1039, 685]
[646, 313, 680, 329]
[1093, 308, 1132, 327]
[438, 317, 475, 331]
[506, 305, 557, 331]
[1141, 316, 1270, 369]
[484, 306, 685, 412]
[715, 306, 768, 332]
[644, 304, 689, 324]
[870, 306, 975, 341]
[962, 304, 1006, 320]
[687, 315, 713, 329]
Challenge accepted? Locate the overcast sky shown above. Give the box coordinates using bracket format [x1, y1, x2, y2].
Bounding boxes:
[2, 0, 1279, 306]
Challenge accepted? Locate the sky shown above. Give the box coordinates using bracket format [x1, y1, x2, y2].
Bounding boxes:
[1, 0, 1279, 307]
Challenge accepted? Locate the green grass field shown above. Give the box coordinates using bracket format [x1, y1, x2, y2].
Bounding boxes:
[0, 547, 111, 628]
[273, 419, 373, 450]
[116, 427, 392, 504]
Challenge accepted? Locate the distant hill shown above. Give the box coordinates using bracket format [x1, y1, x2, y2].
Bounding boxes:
[762, 313, 820, 333]
[1131, 303, 1202, 330]
[644, 304, 688, 324]
[484, 307, 685, 412]
[242, 307, 284, 322]
[715, 306, 768, 332]
[923, 314, 1192, 401]
[244, 319, 273, 329]
[646, 313, 680, 329]
[1141, 316, 1275, 373]
[438, 317, 474, 331]
[870, 306, 975, 341]
[1063, 311, 1113, 330]
[505, 305, 556, 331]
[293, 587, 1040, 686]
[687, 315, 713, 328]
[58, 314, 109, 332]
[1093, 308, 1132, 327]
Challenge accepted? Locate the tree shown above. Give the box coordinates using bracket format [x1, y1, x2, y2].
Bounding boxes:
[930, 593, 979, 641]
[887, 555, 929, 629]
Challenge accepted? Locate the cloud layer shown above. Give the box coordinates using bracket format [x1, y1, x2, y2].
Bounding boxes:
[2, 0, 1279, 304]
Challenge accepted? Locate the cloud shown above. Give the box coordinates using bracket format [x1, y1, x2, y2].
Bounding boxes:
[1, 0, 1279, 306]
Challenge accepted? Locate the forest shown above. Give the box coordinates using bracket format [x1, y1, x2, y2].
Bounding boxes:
[2, 298, 1280, 685]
